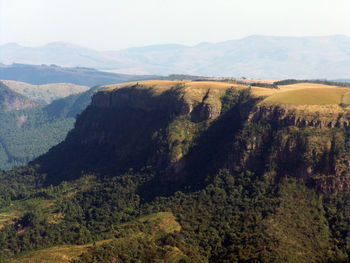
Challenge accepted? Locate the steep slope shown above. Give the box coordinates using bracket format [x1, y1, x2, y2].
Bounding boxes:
[0, 80, 350, 262]
[36, 81, 350, 191]
[1, 80, 89, 104]
[35, 81, 237, 184]
[0, 85, 101, 170]
[1, 35, 350, 78]
[0, 81, 37, 111]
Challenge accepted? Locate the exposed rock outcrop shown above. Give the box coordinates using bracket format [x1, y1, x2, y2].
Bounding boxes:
[92, 85, 221, 121]
[36, 82, 350, 194]
[249, 104, 350, 129]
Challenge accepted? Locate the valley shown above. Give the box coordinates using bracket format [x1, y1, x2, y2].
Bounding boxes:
[0, 81, 98, 170]
[2, 1, 348, 261]
[0, 63, 154, 170]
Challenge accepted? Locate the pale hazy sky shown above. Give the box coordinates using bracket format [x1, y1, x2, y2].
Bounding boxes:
[1, 0, 349, 50]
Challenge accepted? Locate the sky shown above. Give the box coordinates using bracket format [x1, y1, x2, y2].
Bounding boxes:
[1, 0, 350, 50]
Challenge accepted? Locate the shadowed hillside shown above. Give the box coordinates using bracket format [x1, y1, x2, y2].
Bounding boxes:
[0, 80, 349, 262]
[0, 83, 101, 170]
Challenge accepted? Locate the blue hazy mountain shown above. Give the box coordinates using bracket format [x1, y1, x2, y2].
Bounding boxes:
[1, 35, 350, 79]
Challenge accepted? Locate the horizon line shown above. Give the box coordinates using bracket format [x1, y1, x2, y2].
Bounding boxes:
[1, 34, 349, 52]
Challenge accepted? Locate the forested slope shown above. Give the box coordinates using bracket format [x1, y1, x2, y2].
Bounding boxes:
[0, 82, 100, 170]
[0, 80, 349, 262]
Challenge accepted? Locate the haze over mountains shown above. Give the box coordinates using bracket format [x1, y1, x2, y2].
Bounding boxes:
[1, 35, 350, 79]
[0, 63, 153, 86]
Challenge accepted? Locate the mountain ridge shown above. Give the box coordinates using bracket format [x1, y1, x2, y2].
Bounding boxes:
[1, 35, 350, 79]
[0, 63, 154, 86]
[0, 81, 38, 111]
[2, 80, 89, 104]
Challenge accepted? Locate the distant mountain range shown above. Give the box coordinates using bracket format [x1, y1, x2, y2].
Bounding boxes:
[1, 35, 350, 79]
[0, 63, 153, 86]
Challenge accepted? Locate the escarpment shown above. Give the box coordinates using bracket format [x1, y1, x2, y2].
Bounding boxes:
[35, 80, 350, 194]
[249, 103, 350, 128]
[240, 102, 350, 194]
[92, 83, 222, 120]
[36, 81, 229, 184]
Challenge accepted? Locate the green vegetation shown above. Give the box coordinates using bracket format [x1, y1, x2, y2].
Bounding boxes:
[2, 80, 89, 104]
[0, 107, 75, 169]
[0, 83, 98, 170]
[73, 212, 185, 263]
[8, 240, 112, 263]
[274, 79, 350, 87]
[0, 198, 54, 229]
[250, 82, 278, 89]
[0, 81, 349, 262]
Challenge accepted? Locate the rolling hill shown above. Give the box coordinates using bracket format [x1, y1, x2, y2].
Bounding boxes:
[2, 80, 89, 104]
[0, 81, 37, 112]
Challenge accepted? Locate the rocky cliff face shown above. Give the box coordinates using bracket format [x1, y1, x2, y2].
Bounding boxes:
[92, 84, 222, 121]
[249, 103, 350, 128]
[36, 82, 350, 194]
[242, 104, 350, 194]
[37, 83, 224, 183]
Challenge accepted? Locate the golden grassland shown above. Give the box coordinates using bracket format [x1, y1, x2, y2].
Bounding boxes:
[7, 240, 111, 263]
[103, 80, 245, 112]
[341, 91, 350, 105]
[104, 80, 350, 104]
[263, 87, 350, 105]
[103, 80, 350, 116]
[103, 80, 241, 97]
